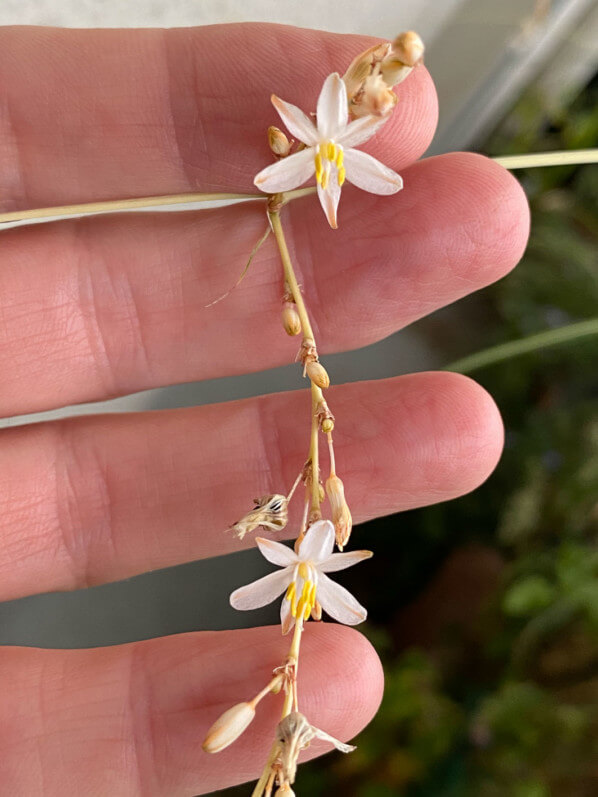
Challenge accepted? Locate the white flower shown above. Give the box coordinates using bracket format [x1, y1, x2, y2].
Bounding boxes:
[229, 519, 372, 633]
[254, 73, 403, 228]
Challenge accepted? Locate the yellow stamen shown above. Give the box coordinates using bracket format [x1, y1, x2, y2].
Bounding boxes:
[285, 582, 296, 602]
[338, 166, 346, 186]
[315, 152, 323, 184]
[336, 148, 344, 168]
[303, 602, 311, 620]
[295, 598, 305, 619]
[327, 141, 336, 161]
[309, 582, 317, 606]
[321, 163, 330, 190]
[301, 580, 312, 604]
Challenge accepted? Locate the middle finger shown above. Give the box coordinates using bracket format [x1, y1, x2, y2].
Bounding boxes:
[0, 152, 527, 416]
[0, 370, 502, 601]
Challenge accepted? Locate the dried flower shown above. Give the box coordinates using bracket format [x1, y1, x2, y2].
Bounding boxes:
[202, 702, 255, 753]
[254, 73, 403, 228]
[350, 73, 397, 119]
[325, 474, 352, 550]
[229, 494, 288, 540]
[276, 712, 356, 783]
[343, 42, 390, 100]
[268, 126, 292, 157]
[230, 519, 371, 633]
[281, 301, 301, 336]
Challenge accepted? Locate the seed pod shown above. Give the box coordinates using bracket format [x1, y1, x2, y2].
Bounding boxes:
[268, 126, 292, 157]
[321, 418, 334, 434]
[202, 702, 255, 753]
[281, 302, 301, 336]
[326, 474, 352, 550]
[305, 361, 330, 390]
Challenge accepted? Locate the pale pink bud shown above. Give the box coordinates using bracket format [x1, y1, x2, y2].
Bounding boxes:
[281, 302, 301, 336]
[202, 702, 255, 753]
[268, 126, 292, 157]
[305, 361, 330, 390]
[326, 474, 352, 549]
[392, 31, 424, 67]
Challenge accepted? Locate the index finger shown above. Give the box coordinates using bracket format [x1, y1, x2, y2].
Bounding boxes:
[0, 23, 437, 211]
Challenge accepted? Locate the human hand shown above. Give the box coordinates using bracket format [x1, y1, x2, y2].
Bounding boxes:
[0, 22, 528, 794]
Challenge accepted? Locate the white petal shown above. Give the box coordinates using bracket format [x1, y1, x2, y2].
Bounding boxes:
[254, 147, 316, 193]
[316, 166, 342, 229]
[338, 114, 390, 148]
[311, 726, 356, 753]
[230, 567, 292, 611]
[320, 550, 373, 573]
[280, 596, 295, 635]
[316, 73, 348, 140]
[343, 149, 403, 195]
[271, 94, 318, 146]
[256, 537, 298, 568]
[316, 572, 367, 625]
[299, 520, 335, 563]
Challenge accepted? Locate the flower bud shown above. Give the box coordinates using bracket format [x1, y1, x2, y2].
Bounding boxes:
[305, 361, 330, 389]
[281, 302, 301, 336]
[268, 126, 292, 157]
[326, 474, 352, 550]
[202, 702, 255, 753]
[392, 31, 424, 67]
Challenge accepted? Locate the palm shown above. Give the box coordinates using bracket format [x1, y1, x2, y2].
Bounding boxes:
[0, 22, 528, 795]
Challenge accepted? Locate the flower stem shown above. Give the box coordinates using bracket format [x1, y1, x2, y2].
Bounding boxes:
[492, 148, 598, 170]
[268, 208, 324, 520]
[252, 618, 304, 797]
[444, 318, 598, 374]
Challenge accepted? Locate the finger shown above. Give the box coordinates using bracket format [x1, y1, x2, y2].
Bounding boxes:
[0, 24, 436, 210]
[0, 154, 528, 415]
[0, 624, 382, 794]
[0, 371, 502, 600]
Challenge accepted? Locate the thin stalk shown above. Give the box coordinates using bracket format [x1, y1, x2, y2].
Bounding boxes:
[444, 318, 598, 374]
[492, 149, 598, 170]
[252, 618, 304, 797]
[0, 186, 317, 226]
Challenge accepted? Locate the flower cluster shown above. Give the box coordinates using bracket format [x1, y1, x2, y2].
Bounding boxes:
[202, 29, 424, 797]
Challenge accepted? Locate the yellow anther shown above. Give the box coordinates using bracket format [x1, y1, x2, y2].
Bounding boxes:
[338, 166, 346, 186]
[309, 582, 317, 606]
[315, 152, 323, 184]
[327, 141, 336, 161]
[321, 163, 330, 190]
[301, 580, 312, 604]
[295, 598, 305, 619]
[336, 148, 344, 168]
[285, 582, 296, 602]
[303, 602, 311, 620]
[291, 594, 298, 617]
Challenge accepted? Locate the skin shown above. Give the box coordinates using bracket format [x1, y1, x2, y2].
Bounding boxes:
[0, 22, 530, 796]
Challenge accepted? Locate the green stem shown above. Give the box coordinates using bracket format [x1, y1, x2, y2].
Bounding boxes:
[445, 318, 598, 374]
[492, 148, 598, 170]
